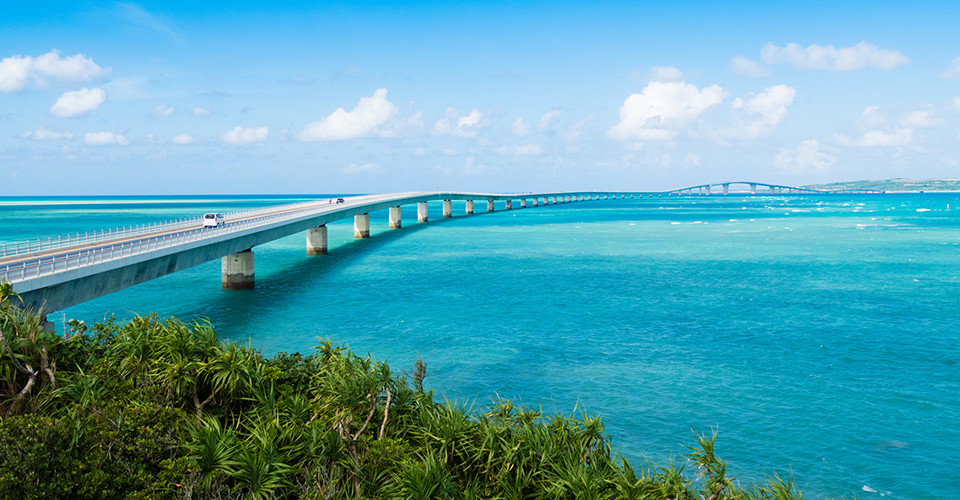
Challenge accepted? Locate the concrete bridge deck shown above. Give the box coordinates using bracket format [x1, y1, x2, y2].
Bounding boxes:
[0, 183, 885, 316]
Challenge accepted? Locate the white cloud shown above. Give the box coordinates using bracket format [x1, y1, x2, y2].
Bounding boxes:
[832, 128, 913, 148]
[0, 49, 111, 93]
[434, 109, 485, 137]
[899, 109, 944, 128]
[84, 131, 129, 146]
[647, 66, 683, 82]
[730, 56, 771, 77]
[412, 147, 427, 156]
[775, 139, 837, 173]
[19, 126, 73, 140]
[49, 87, 106, 118]
[761, 42, 910, 71]
[343, 163, 382, 175]
[493, 144, 543, 155]
[150, 104, 174, 118]
[538, 110, 561, 130]
[297, 88, 399, 141]
[607, 81, 725, 141]
[171, 134, 197, 145]
[220, 126, 268, 145]
[720, 84, 796, 139]
[939, 57, 960, 80]
[512, 117, 530, 137]
[564, 115, 595, 144]
[191, 107, 211, 116]
[685, 153, 700, 166]
[442, 148, 457, 156]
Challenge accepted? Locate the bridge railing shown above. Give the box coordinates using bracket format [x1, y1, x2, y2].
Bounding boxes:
[0, 199, 341, 284]
[0, 199, 322, 260]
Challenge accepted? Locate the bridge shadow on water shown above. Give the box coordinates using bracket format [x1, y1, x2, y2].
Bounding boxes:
[192, 216, 459, 335]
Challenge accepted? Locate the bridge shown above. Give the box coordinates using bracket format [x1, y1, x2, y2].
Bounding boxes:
[0, 183, 884, 324]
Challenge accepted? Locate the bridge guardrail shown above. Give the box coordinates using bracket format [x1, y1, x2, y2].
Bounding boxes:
[0, 200, 333, 284]
[0, 199, 320, 259]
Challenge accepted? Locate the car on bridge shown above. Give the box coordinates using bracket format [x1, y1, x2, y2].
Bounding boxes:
[203, 213, 225, 228]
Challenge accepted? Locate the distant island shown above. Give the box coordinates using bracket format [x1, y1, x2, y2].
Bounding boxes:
[802, 178, 960, 192]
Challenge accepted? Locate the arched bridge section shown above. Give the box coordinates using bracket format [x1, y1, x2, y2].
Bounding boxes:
[0, 184, 881, 317]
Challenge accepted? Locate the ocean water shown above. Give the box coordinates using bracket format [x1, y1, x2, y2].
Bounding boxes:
[2, 193, 958, 499]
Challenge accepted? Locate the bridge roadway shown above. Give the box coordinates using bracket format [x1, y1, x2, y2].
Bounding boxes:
[0, 183, 878, 320]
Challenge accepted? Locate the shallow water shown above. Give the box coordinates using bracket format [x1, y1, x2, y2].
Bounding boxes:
[2, 193, 958, 499]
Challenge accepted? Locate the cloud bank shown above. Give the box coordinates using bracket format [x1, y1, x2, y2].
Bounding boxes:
[0, 49, 111, 92]
[221, 126, 268, 145]
[298, 88, 398, 141]
[607, 81, 724, 141]
[50, 88, 106, 117]
[761, 42, 910, 71]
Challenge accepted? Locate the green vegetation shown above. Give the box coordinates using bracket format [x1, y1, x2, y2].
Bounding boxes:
[803, 178, 960, 192]
[1, 283, 801, 499]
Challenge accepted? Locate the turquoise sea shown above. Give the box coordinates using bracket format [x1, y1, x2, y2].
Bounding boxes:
[2, 193, 958, 499]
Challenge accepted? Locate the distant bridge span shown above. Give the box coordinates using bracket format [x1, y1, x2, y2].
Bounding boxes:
[0, 183, 884, 318]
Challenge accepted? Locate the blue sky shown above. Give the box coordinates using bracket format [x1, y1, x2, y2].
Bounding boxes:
[2, 1, 959, 195]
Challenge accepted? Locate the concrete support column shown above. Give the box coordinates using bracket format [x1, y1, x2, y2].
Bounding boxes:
[354, 213, 370, 238]
[521, 199, 527, 208]
[389, 207, 402, 229]
[307, 226, 328, 255]
[723, 184, 729, 195]
[505, 200, 513, 210]
[705, 186, 711, 195]
[487, 200, 495, 212]
[552, 196, 557, 204]
[533, 198, 539, 207]
[751, 184, 757, 194]
[222, 249, 254, 290]
[418, 202, 429, 222]
[466, 200, 474, 214]
[604, 194, 608, 200]
[443, 200, 452, 218]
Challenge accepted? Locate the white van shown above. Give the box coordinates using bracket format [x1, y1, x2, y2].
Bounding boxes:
[203, 213, 225, 228]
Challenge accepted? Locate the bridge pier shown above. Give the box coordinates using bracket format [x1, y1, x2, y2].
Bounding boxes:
[443, 200, 452, 218]
[506, 200, 513, 210]
[466, 200, 474, 214]
[222, 249, 254, 290]
[552, 196, 557, 204]
[354, 213, 370, 238]
[487, 200, 495, 212]
[533, 198, 538, 206]
[418, 202, 429, 222]
[306, 226, 328, 255]
[521, 199, 527, 208]
[603, 194, 607, 200]
[723, 184, 729, 195]
[389, 207, 402, 229]
[750, 184, 756, 194]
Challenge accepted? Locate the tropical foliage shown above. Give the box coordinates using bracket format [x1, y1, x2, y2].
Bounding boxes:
[0, 285, 802, 499]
